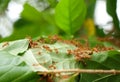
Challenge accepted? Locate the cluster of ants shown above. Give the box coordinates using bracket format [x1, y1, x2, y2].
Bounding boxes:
[28, 35, 114, 62]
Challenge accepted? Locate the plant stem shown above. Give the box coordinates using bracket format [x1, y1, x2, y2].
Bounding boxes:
[38, 69, 120, 75]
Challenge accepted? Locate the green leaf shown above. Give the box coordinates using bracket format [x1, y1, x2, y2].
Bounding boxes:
[80, 50, 120, 82]
[42, 10, 56, 26]
[21, 3, 43, 22]
[0, 51, 39, 82]
[24, 41, 82, 82]
[96, 27, 106, 37]
[25, 42, 77, 70]
[86, 0, 96, 18]
[2, 22, 58, 41]
[88, 36, 103, 48]
[0, 39, 29, 55]
[106, 0, 120, 35]
[22, 49, 48, 71]
[67, 73, 80, 82]
[1, 38, 120, 82]
[0, 3, 59, 41]
[55, 0, 86, 35]
[0, 0, 10, 14]
[54, 73, 80, 82]
[48, 0, 58, 7]
[91, 52, 108, 63]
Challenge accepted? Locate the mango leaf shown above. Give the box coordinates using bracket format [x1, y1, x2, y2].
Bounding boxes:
[55, 0, 86, 35]
[0, 51, 39, 82]
[24, 41, 81, 82]
[25, 42, 77, 69]
[0, 39, 29, 55]
[22, 49, 48, 72]
[80, 50, 120, 82]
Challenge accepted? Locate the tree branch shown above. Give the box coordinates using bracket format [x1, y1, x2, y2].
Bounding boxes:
[38, 69, 120, 75]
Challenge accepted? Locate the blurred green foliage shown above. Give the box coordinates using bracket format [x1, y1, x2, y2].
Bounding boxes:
[86, 0, 96, 19]
[0, 0, 10, 14]
[48, 0, 58, 7]
[0, 0, 120, 41]
[1, 3, 59, 41]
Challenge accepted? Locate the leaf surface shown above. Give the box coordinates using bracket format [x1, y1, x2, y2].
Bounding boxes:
[80, 50, 120, 82]
[55, 0, 86, 35]
[0, 51, 39, 82]
[0, 39, 29, 55]
[106, 0, 120, 34]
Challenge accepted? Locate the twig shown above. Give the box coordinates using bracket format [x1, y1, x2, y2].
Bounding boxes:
[38, 69, 120, 75]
